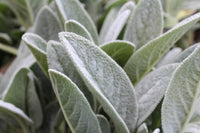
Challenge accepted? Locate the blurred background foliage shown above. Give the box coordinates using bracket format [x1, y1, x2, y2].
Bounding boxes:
[0, 0, 200, 72]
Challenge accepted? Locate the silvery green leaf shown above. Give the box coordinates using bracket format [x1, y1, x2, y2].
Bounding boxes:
[100, 1, 135, 44]
[124, 13, 200, 85]
[164, 13, 178, 28]
[124, 0, 163, 49]
[0, 33, 11, 44]
[0, 100, 33, 132]
[181, 0, 200, 10]
[164, 0, 186, 16]
[156, 47, 182, 67]
[65, 20, 94, 42]
[97, 115, 111, 133]
[47, 41, 95, 109]
[26, 73, 43, 129]
[175, 43, 200, 63]
[152, 128, 160, 133]
[49, 69, 102, 133]
[136, 123, 148, 133]
[162, 46, 200, 133]
[3, 68, 30, 111]
[59, 32, 138, 133]
[100, 40, 135, 67]
[33, 6, 62, 41]
[22, 33, 48, 76]
[50, 109, 65, 133]
[55, 0, 98, 44]
[135, 63, 179, 125]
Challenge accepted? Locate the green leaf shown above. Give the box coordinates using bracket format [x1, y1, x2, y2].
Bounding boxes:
[0, 100, 33, 133]
[174, 43, 200, 63]
[33, 6, 62, 41]
[3, 68, 30, 111]
[22, 33, 48, 76]
[124, 0, 163, 49]
[100, 40, 135, 67]
[135, 63, 179, 125]
[97, 115, 111, 133]
[136, 123, 148, 133]
[99, 1, 135, 44]
[124, 13, 200, 85]
[162, 46, 200, 133]
[49, 69, 102, 133]
[59, 32, 138, 133]
[47, 41, 95, 110]
[65, 20, 94, 42]
[182, 0, 200, 10]
[164, 0, 186, 16]
[55, 0, 98, 44]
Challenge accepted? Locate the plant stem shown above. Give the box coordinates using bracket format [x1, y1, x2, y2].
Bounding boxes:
[0, 43, 18, 55]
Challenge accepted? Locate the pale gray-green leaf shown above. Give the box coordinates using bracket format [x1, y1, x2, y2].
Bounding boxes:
[124, 13, 200, 85]
[49, 69, 102, 133]
[135, 63, 179, 125]
[164, 0, 186, 16]
[153, 129, 160, 133]
[136, 123, 148, 133]
[157, 47, 182, 67]
[3, 68, 29, 111]
[124, 0, 163, 49]
[162, 46, 200, 133]
[59, 32, 138, 133]
[181, 0, 200, 10]
[65, 20, 94, 42]
[175, 43, 200, 63]
[33, 6, 62, 41]
[47, 41, 95, 109]
[97, 115, 111, 133]
[100, 40, 135, 67]
[55, 0, 98, 44]
[22, 33, 48, 76]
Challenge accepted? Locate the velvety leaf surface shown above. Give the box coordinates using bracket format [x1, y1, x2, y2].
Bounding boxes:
[97, 115, 111, 133]
[59, 32, 138, 133]
[135, 63, 179, 125]
[55, 0, 98, 44]
[100, 40, 135, 67]
[124, 13, 200, 85]
[124, 0, 163, 49]
[162, 46, 200, 133]
[22, 33, 48, 76]
[136, 123, 148, 133]
[33, 6, 62, 41]
[49, 69, 102, 133]
[65, 20, 94, 42]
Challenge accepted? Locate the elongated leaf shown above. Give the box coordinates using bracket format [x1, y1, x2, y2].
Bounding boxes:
[3, 68, 29, 111]
[0, 100, 32, 132]
[124, 0, 163, 49]
[175, 43, 200, 63]
[100, 1, 135, 44]
[55, 0, 98, 44]
[59, 32, 138, 132]
[22, 33, 48, 76]
[135, 63, 178, 125]
[162, 46, 200, 133]
[65, 20, 94, 42]
[97, 115, 111, 133]
[136, 123, 148, 133]
[49, 69, 102, 133]
[33, 6, 62, 41]
[124, 13, 200, 85]
[100, 40, 135, 67]
[47, 41, 95, 109]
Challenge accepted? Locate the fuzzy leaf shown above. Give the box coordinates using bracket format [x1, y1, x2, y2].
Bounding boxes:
[97, 115, 111, 133]
[124, 0, 163, 49]
[124, 13, 200, 85]
[100, 40, 135, 67]
[49, 69, 102, 133]
[153, 129, 160, 133]
[136, 123, 148, 133]
[162, 46, 200, 133]
[22, 33, 48, 76]
[55, 0, 98, 44]
[65, 20, 94, 42]
[33, 6, 62, 41]
[135, 64, 179, 125]
[59, 32, 138, 133]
